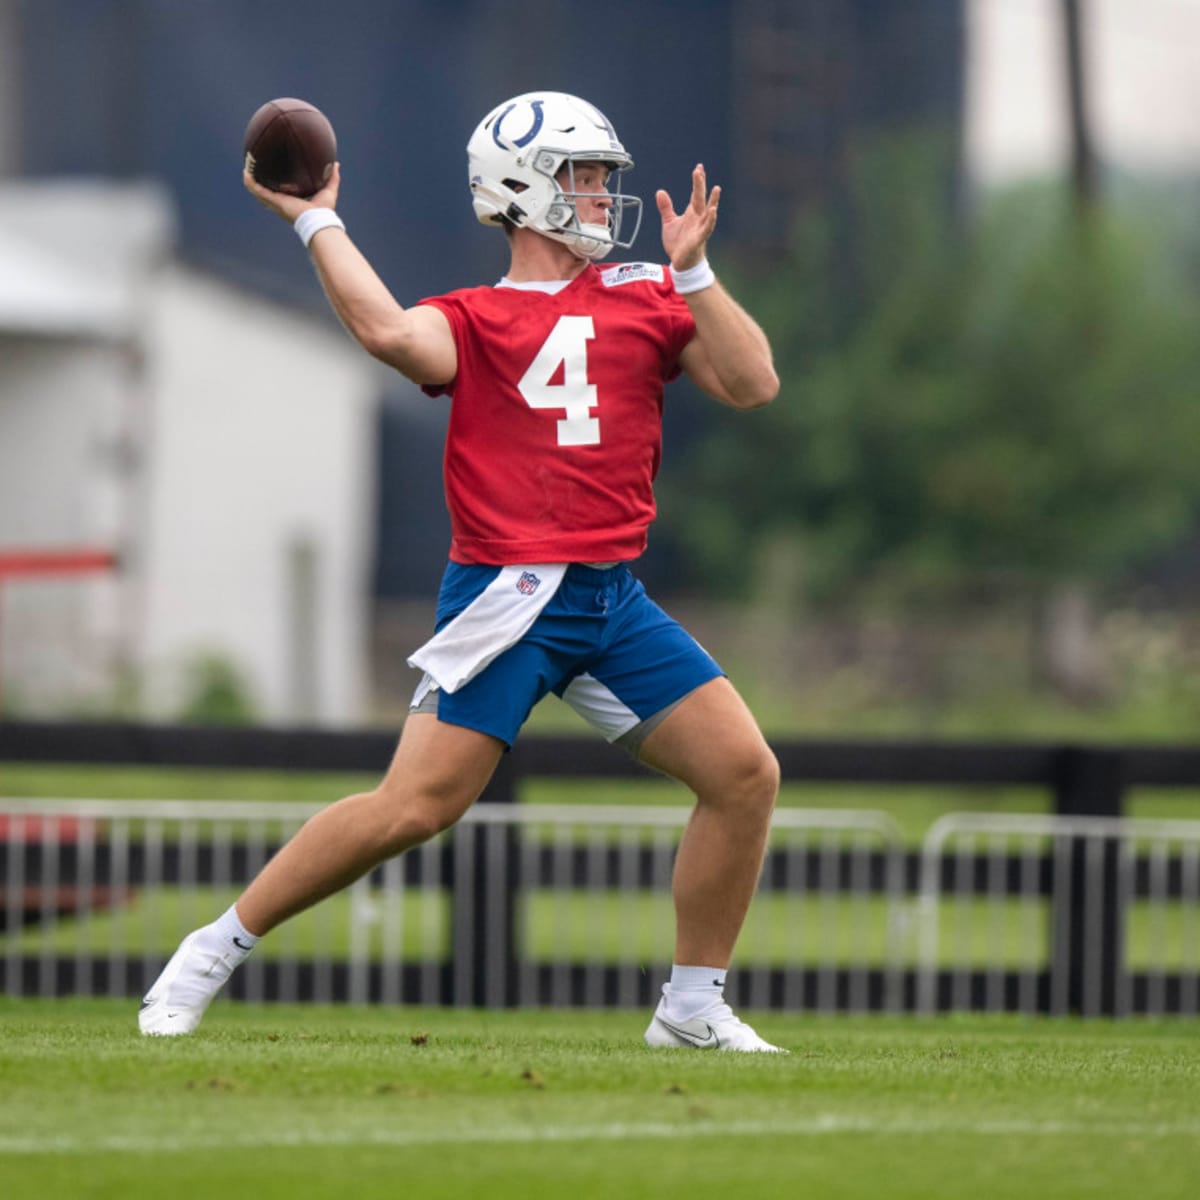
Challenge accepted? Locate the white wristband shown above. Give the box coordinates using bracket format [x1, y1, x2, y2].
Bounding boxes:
[670, 257, 716, 295]
[294, 208, 345, 249]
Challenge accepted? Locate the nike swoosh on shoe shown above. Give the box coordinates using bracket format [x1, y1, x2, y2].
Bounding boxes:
[655, 1016, 720, 1048]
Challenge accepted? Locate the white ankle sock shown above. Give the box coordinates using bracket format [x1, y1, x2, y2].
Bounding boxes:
[664, 964, 726, 1019]
[212, 904, 260, 959]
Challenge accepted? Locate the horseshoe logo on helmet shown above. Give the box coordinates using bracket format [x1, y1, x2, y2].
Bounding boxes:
[492, 100, 545, 151]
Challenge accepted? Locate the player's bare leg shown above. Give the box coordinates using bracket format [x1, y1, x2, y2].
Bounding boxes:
[236, 715, 504, 934]
[637, 677, 785, 1052]
[139, 715, 503, 1035]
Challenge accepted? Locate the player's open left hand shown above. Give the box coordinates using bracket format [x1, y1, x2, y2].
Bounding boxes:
[656, 164, 720, 272]
[244, 161, 341, 223]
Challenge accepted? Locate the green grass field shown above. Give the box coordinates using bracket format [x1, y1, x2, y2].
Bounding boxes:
[1, 999, 1198, 1199]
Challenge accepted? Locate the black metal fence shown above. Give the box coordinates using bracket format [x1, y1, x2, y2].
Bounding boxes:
[3, 720, 1200, 1016]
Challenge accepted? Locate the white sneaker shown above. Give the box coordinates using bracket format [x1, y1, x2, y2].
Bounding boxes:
[138, 930, 241, 1036]
[644, 996, 787, 1053]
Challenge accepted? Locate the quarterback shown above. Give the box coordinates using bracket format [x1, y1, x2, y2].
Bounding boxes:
[139, 92, 784, 1052]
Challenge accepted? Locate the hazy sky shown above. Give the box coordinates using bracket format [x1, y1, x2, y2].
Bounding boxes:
[967, 0, 1200, 182]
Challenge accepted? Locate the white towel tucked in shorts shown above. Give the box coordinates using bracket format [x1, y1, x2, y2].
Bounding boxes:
[407, 564, 567, 694]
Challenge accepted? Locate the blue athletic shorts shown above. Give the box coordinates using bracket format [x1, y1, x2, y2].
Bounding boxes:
[409, 562, 723, 748]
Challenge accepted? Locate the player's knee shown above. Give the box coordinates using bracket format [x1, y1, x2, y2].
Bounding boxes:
[371, 785, 470, 853]
[745, 744, 781, 814]
[715, 741, 779, 818]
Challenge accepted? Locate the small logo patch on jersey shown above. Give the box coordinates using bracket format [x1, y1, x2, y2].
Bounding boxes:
[516, 571, 542, 595]
[600, 263, 665, 287]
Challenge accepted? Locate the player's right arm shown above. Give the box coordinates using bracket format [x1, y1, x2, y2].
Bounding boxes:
[243, 164, 457, 387]
[304, 218, 456, 385]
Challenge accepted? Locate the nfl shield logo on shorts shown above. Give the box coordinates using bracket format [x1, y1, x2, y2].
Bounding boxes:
[516, 571, 541, 595]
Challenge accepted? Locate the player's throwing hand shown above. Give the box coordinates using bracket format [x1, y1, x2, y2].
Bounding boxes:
[244, 161, 342, 224]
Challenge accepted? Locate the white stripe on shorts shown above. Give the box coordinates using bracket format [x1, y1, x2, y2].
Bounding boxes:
[560, 672, 641, 743]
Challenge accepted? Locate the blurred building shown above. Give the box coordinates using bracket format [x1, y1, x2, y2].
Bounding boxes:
[0, 181, 376, 722]
[967, 0, 1200, 185]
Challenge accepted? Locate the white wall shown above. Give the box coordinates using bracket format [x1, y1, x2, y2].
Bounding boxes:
[0, 339, 127, 544]
[0, 337, 130, 706]
[0, 227, 380, 724]
[140, 266, 377, 724]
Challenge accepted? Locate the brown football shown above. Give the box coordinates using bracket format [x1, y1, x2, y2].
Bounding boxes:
[243, 98, 337, 198]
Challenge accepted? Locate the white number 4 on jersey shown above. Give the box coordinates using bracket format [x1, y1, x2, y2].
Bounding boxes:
[517, 315, 600, 446]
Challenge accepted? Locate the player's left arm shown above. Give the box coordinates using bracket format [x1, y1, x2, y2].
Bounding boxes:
[658, 165, 780, 411]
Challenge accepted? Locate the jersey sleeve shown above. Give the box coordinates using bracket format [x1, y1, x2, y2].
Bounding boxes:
[657, 279, 697, 382]
[415, 294, 463, 397]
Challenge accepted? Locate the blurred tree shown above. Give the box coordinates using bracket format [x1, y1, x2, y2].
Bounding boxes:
[662, 136, 1200, 703]
[176, 651, 259, 726]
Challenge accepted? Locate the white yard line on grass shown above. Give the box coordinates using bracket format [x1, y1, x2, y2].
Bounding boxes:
[3, 1115, 1200, 1155]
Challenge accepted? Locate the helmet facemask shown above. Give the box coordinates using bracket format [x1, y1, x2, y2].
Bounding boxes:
[531, 151, 642, 261]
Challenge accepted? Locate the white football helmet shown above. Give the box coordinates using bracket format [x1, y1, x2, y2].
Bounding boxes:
[467, 91, 643, 261]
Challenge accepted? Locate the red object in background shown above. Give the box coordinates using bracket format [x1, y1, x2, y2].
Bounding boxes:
[0, 547, 119, 709]
[0, 549, 118, 578]
[0, 814, 137, 933]
[0, 814, 95, 840]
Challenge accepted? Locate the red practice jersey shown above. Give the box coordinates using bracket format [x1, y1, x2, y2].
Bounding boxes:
[419, 262, 696, 564]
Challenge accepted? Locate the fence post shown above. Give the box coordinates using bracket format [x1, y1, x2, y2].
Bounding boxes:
[1052, 747, 1126, 1016]
[450, 754, 520, 1008]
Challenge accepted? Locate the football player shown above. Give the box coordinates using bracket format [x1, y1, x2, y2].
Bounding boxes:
[140, 92, 784, 1052]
